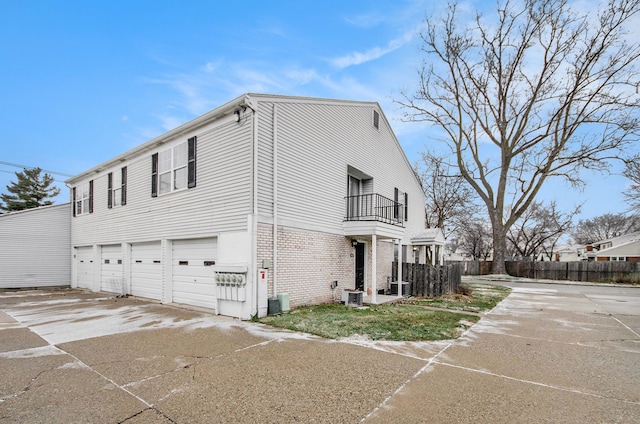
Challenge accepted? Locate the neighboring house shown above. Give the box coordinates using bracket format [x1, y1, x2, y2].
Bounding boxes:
[585, 232, 640, 262]
[65, 94, 428, 319]
[0, 203, 71, 288]
[551, 244, 586, 262]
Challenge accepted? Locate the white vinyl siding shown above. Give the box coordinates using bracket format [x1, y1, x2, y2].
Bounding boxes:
[171, 238, 218, 309]
[0, 204, 71, 288]
[131, 241, 162, 300]
[70, 118, 252, 247]
[256, 99, 425, 236]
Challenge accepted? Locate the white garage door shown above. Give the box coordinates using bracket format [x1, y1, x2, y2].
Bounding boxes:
[172, 238, 217, 309]
[131, 241, 162, 301]
[101, 244, 123, 294]
[76, 246, 94, 289]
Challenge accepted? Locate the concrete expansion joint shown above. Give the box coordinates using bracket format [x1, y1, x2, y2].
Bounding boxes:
[362, 338, 457, 421]
[435, 361, 640, 406]
[117, 406, 177, 424]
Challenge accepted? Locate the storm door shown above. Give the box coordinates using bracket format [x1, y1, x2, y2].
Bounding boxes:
[355, 242, 365, 291]
[348, 175, 361, 220]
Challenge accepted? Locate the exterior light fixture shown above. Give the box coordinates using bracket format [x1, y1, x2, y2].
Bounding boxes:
[351, 239, 358, 248]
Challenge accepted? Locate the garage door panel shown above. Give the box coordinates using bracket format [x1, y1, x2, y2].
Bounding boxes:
[76, 247, 94, 289]
[172, 238, 217, 310]
[172, 265, 214, 277]
[131, 242, 162, 300]
[101, 245, 123, 294]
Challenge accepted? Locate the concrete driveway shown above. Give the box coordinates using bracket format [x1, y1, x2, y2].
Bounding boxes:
[1, 281, 639, 423]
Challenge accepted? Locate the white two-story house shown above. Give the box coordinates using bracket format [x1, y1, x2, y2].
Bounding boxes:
[66, 94, 428, 319]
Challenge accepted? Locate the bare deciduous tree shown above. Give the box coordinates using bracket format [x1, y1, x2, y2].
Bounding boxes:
[571, 212, 640, 244]
[413, 151, 479, 236]
[399, 0, 640, 274]
[453, 219, 493, 261]
[623, 155, 640, 210]
[506, 201, 579, 260]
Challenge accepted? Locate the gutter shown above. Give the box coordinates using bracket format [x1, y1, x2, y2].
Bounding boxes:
[65, 94, 253, 185]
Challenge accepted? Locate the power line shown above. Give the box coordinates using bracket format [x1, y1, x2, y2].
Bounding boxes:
[0, 161, 74, 177]
[0, 169, 69, 184]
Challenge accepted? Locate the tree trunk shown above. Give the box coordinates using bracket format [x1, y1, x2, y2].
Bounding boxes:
[491, 218, 508, 275]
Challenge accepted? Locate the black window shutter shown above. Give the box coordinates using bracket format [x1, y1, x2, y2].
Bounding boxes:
[72, 187, 77, 217]
[188, 136, 197, 188]
[107, 173, 113, 209]
[151, 153, 158, 197]
[394, 187, 399, 219]
[89, 180, 94, 214]
[404, 192, 408, 221]
[121, 166, 127, 205]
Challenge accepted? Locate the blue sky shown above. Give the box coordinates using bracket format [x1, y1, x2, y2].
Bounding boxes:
[0, 0, 636, 220]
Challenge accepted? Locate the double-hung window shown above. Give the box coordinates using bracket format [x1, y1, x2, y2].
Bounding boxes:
[73, 181, 93, 217]
[152, 137, 196, 197]
[108, 167, 127, 208]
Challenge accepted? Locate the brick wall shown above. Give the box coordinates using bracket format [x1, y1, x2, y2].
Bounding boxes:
[376, 241, 394, 292]
[257, 224, 395, 308]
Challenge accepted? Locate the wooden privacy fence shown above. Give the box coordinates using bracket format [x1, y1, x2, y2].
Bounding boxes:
[392, 262, 461, 297]
[449, 260, 640, 284]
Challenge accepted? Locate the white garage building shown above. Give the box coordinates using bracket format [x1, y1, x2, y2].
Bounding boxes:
[0, 203, 71, 289]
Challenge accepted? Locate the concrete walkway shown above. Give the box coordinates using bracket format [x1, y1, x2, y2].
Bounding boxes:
[0, 282, 638, 423]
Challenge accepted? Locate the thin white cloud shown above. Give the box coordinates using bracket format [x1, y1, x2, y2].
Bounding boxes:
[343, 11, 386, 28]
[330, 25, 420, 69]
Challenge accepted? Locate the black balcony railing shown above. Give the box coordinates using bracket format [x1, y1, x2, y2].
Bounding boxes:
[345, 193, 404, 226]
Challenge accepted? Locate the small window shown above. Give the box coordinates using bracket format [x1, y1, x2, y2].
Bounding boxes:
[404, 192, 408, 222]
[373, 110, 380, 130]
[104, 259, 110, 264]
[394, 187, 399, 220]
[108, 167, 128, 209]
[73, 181, 93, 216]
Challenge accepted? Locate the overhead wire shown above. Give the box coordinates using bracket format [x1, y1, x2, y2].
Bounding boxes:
[0, 161, 74, 177]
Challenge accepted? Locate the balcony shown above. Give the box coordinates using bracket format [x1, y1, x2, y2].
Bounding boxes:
[345, 193, 404, 227]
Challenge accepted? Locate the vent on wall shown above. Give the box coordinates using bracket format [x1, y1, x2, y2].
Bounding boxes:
[373, 110, 380, 130]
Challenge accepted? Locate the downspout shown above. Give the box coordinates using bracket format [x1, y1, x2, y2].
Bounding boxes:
[273, 104, 279, 297]
[251, 100, 260, 317]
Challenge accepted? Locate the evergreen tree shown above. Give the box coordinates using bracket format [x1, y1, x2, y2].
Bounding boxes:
[0, 168, 61, 212]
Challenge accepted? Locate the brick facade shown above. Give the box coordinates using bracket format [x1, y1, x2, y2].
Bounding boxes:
[257, 223, 395, 308]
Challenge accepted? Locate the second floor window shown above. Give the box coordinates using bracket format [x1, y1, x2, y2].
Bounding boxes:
[108, 166, 127, 208]
[152, 136, 196, 197]
[73, 181, 93, 216]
